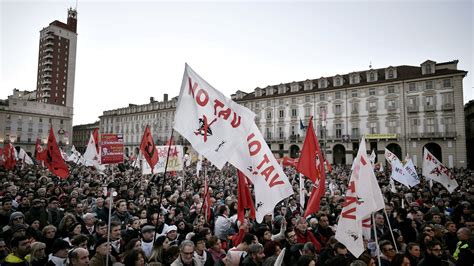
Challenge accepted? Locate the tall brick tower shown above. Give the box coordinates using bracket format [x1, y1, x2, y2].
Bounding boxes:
[36, 8, 78, 107]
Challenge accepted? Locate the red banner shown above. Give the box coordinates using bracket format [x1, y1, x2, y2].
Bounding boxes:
[100, 134, 124, 164]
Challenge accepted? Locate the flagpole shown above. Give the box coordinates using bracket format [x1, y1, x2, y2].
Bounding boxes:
[105, 186, 114, 266]
[157, 129, 174, 211]
[383, 209, 399, 253]
[198, 167, 209, 220]
[372, 212, 382, 266]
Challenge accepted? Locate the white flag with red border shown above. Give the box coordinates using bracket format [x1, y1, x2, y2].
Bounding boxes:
[422, 148, 458, 193]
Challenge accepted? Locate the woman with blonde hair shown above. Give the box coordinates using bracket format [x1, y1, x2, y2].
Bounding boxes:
[26, 241, 47, 266]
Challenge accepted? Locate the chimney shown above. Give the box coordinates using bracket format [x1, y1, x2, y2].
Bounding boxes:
[164, 94, 168, 102]
[150, 97, 155, 103]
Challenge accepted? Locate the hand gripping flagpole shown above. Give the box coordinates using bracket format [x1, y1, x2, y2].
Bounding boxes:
[372, 212, 382, 266]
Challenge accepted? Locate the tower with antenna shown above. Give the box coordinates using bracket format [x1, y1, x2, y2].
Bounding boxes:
[35, 8, 78, 108]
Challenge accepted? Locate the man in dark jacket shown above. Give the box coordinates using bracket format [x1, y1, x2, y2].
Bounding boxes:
[417, 240, 450, 266]
[2, 236, 30, 266]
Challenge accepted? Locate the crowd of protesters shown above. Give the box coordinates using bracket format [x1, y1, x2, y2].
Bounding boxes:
[0, 156, 472, 266]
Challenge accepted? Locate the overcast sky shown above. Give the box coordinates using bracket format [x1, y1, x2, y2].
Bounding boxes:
[1, 0, 473, 126]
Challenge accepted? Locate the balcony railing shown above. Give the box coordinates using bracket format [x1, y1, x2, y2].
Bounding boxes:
[424, 105, 435, 112]
[442, 103, 453, 110]
[408, 132, 456, 138]
[407, 106, 418, 112]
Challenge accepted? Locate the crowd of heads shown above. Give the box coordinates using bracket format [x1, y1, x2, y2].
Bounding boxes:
[0, 158, 472, 266]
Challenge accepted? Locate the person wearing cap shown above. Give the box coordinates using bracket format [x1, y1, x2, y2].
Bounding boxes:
[140, 225, 155, 259]
[46, 239, 70, 266]
[10, 224, 27, 239]
[191, 233, 214, 266]
[2, 236, 30, 266]
[165, 225, 179, 246]
[89, 238, 116, 266]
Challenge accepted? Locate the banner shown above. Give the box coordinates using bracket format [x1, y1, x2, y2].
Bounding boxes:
[422, 148, 458, 193]
[100, 134, 124, 164]
[142, 145, 184, 174]
[173, 64, 255, 169]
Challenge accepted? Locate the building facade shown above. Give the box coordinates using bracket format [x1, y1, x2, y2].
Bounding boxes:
[99, 95, 178, 157]
[36, 8, 78, 107]
[98, 59, 467, 168]
[465, 100, 474, 169]
[0, 89, 73, 154]
[72, 121, 99, 153]
[1, 9, 77, 155]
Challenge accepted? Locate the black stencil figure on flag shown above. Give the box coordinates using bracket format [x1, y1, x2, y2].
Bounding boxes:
[194, 115, 217, 142]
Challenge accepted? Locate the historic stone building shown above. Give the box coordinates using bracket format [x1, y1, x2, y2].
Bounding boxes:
[98, 59, 467, 168]
[72, 121, 99, 153]
[465, 100, 474, 169]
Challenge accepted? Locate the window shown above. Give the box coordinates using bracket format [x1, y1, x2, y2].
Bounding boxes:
[320, 80, 326, 88]
[320, 94, 325, 101]
[369, 88, 376, 96]
[389, 120, 397, 128]
[351, 102, 359, 113]
[335, 124, 342, 138]
[443, 79, 451, 87]
[425, 81, 433, 90]
[279, 109, 284, 118]
[351, 127, 359, 137]
[427, 118, 435, 133]
[388, 86, 395, 94]
[7, 114, 10, 120]
[409, 83, 416, 92]
[351, 90, 358, 97]
[388, 70, 394, 78]
[410, 119, 419, 133]
[291, 108, 297, 117]
[291, 126, 296, 136]
[388, 100, 396, 109]
[291, 98, 296, 104]
[335, 78, 341, 86]
[426, 64, 432, 74]
[305, 95, 311, 102]
[426, 96, 434, 106]
[60, 119, 63, 124]
[370, 122, 377, 134]
[279, 127, 284, 139]
[369, 101, 377, 111]
[350, 76, 355, 84]
[319, 106, 327, 116]
[335, 104, 342, 114]
[369, 72, 375, 81]
[279, 99, 284, 105]
[266, 128, 272, 139]
[335, 91, 341, 99]
[266, 111, 272, 119]
[305, 106, 311, 117]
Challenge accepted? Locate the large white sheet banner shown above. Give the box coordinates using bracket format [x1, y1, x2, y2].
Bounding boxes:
[142, 145, 184, 174]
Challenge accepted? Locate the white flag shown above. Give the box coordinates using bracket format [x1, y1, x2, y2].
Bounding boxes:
[369, 150, 376, 164]
[228, 122, 293, 223]
[390, 178, 397, 193]
[83, 133, 105, 171]
[68, 145, 85, 165]
[173, 64, 255, 169]
[422, 148, 458, 193]
[403, 159, 420, 187]
[18, 148, 33, 165]
[299, 174, 305, 212]
[336, 137, 384, 257]
[354, 137, 385, 220]
[390, 159, 412, 188]
[196, 154, 203, 177]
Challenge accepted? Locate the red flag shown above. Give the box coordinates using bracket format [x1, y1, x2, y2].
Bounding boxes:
[3, 143, 16, 170]
[202, 174, 212, 222]
[44, 126, 69, 179]
[237, 170, 256, 223]
[35, 138, 46, 162]
[139, 125, 158, 173]
[296, 117, 322, 183]
[92, 128, 99, 154]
